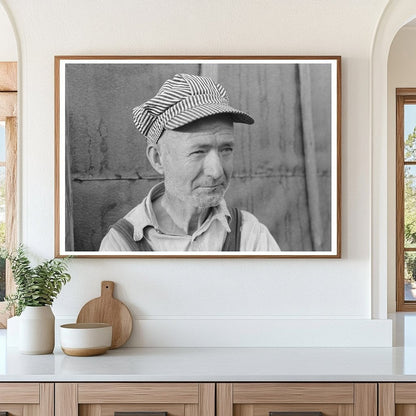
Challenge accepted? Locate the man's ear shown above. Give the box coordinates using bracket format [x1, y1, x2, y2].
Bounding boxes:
[146, 143, 164, 175]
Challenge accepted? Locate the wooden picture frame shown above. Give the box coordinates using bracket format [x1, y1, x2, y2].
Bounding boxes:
[396, 88, 416, 311]
[55, 56, 341, 258]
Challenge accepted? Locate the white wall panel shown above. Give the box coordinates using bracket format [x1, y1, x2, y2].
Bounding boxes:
[0, 0, 392, 346]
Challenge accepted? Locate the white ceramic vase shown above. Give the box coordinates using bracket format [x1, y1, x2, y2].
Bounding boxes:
[6, 315, 20, 347]
[19, 305, 55, 354]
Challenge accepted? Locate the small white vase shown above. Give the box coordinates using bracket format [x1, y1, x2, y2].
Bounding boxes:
[19, 306, 55, 354]
[6, 315, 20, 347]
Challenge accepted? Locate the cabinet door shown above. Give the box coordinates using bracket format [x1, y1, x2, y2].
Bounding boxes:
[0, 383, 53, 416]
[379, 383, 416, 416]
[55, 383, 215, 416]
[217, 383, 377, 416]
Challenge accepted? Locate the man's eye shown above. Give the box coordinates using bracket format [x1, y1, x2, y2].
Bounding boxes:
[221, 147, 233, 154]
[190, 150, 205, 155]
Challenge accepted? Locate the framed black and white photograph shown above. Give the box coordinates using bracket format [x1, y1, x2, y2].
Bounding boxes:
[55, 56, 341, 258]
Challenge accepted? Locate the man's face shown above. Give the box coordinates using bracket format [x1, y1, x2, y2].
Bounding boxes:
[157, 115, 235, 209]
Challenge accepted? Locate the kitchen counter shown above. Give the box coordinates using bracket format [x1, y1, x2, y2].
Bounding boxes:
[2, 344, 416, 382]
[2, 313, 416, 382]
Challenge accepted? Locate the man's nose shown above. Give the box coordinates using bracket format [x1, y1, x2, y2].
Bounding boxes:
[204, 150, 224, 179]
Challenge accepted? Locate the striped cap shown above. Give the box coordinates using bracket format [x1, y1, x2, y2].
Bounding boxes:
[132, 73, 254, 143]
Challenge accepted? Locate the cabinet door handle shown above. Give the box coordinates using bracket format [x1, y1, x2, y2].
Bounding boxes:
[270, 413, 323, 416]
[115, 412, 168, 416]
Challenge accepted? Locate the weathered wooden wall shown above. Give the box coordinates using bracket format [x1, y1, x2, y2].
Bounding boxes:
[65, 62, 331, 251]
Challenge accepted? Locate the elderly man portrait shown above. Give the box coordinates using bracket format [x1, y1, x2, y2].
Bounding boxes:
[62, 60, 334, 255]
[99, 73, 280, 252]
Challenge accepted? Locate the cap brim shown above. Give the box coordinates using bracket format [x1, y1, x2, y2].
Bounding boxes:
[164, 103, 254, 131]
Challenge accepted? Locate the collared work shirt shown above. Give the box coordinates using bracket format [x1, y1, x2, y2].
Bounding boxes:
[99, 183, 280, 252]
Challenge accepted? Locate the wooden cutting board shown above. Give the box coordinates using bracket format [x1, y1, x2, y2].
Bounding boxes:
[76, 281, 133, 349]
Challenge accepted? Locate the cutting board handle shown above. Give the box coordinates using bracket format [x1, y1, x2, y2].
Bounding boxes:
[101, 281, 115, 298]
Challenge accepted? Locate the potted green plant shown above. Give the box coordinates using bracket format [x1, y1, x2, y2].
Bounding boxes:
[3, 245, 71, 354]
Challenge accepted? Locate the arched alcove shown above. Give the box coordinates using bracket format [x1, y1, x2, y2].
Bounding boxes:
[371, 0, 416, 318]
[387, 19, 416, 313]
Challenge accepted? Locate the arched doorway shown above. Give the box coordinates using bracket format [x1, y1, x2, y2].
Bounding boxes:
[371, 0, 416, 318]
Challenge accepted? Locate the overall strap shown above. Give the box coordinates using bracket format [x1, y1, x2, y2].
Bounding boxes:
[222, 207, 242, 251]
[111, 218, 153, 251]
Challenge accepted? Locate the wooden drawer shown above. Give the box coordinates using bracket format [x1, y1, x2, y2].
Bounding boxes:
[55, 383, 215, 416]
[0, 383, 53, 415]
[379, 383, 416, 416]
[217, 383, 377, 416]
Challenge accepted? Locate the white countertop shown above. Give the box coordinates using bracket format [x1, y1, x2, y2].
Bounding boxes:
[2, 313, 416, 382]
[2, 345, 416, 382]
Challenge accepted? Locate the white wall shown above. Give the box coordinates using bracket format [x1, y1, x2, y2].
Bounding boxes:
[0, 0, 394, 347]
[387, 26, 416, 312]
[0, 3, 16, 61]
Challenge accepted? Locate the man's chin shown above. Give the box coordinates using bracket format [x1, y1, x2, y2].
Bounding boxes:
[192, 192, 225, 208]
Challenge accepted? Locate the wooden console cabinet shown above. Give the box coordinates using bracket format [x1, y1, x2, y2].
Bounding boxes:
[4, 381, 416, 416]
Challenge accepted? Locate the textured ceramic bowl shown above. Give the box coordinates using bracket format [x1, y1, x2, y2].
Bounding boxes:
[60, 323, 112, 356]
